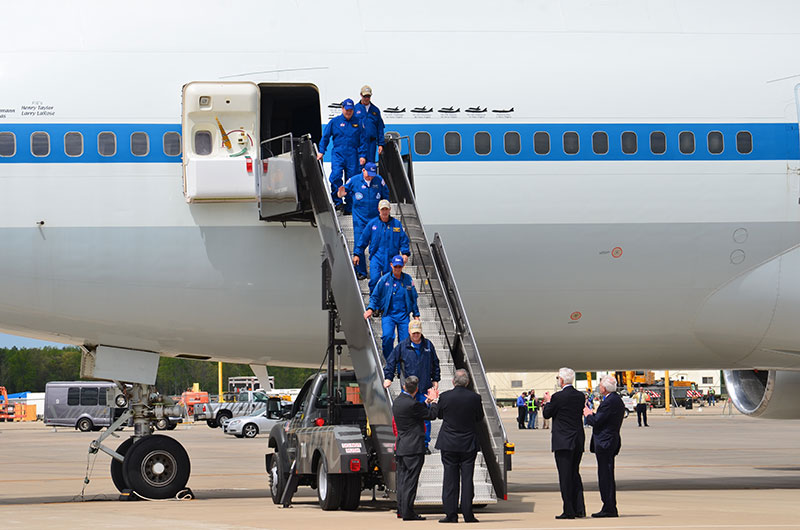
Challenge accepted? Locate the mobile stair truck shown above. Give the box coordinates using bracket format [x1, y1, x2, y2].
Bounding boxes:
[259, 133, 513, 511]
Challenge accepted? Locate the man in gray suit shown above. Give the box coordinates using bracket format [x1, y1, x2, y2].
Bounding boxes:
[435, 369, 484, 523]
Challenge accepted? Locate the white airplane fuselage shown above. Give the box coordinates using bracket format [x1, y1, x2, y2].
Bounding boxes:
[2, 1, 800, 372]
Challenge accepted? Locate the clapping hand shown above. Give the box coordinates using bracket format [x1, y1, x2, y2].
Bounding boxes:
[425, 387, 439, 403]
[583, 405, 593, 417]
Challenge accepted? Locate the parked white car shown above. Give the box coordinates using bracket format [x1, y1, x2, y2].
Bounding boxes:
[621, 395, 635, 418]
[222, 402, 291, 438]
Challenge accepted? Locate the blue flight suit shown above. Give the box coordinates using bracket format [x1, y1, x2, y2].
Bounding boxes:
[354, 216, 410, 294]
[384, 335, 441, 446]
[343, 173, 391, 277]
[355, 102, 385, 164]
[319, 114, 366, 211]
[367, 271, 420, 359]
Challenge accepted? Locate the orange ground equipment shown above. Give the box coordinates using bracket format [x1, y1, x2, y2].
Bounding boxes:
[179, 390, 210, 417]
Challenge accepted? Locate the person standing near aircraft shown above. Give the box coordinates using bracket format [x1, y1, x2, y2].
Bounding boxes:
[317, 98, 365, 213]
[353, 200, 410, 293]
[633, 385, 650, 427]
[527, 390, 538, 429]
[516, 391, 527, 429]
[542, 367, 586, 520]
[355, 85, 385, 165]
[583, 374, 625, 518]
[392, 375, 439, 521]
[337, 162, 390, 280]
[364, 255, 420, 359]
[383, 320, 441, 452]
[435, 369, 483, 524]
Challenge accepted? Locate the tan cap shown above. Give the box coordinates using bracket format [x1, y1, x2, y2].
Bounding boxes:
[360, 85, 373, 96]
[378, 199, 391, 210]
[409, 320, 422, 333]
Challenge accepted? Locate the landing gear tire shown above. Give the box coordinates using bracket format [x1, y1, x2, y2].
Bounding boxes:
[339, 474, 361, 510]
[242, 423, 259, 438]
[110, 437, 135, 493]
[77, 418, 93, 432]
[166, 421, 177, 430]
[317, 458, 343, 511]
[206, 419, 218, 428]
[154, 418, 169, 431]
[268, 451, 288, 505]
[122, 435, 191, 499]
[216, 412, 232, 428]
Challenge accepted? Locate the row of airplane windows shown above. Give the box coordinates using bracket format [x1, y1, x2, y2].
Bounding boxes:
[0, 128, 755, 159]
[0, 131, 182, 158]
[406, 130, 754, 156]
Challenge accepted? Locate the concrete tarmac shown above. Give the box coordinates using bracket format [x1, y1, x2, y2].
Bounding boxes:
[1, 407, 799, 529]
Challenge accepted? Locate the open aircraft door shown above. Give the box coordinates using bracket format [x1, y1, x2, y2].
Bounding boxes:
[181, 82, 260, 202]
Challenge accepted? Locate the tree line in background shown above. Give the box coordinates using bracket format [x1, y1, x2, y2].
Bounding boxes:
[0, 347, 317, 395]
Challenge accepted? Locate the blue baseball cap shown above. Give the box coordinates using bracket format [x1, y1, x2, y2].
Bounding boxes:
[391, 255, 405, 267]
[364, 162, 378, 177]
[342, 98, 355, 110]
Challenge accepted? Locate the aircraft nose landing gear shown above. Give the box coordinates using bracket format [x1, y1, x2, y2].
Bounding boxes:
[81, 346, 192, 500]
[89, 381, 191, 500]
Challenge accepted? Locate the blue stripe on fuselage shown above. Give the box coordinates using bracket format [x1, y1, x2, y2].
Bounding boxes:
[0, 122, 797, 163]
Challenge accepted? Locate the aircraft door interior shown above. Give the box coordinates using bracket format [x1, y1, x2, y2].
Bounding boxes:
[256, 84, 321, 222]
[181, 81, 261, 203]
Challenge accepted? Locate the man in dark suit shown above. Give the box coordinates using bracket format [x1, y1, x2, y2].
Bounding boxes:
[542, 367, 586, 520]
[583, 374, 626, 518]
[435, 369, 484, 523]
[393, 375, 439, 521]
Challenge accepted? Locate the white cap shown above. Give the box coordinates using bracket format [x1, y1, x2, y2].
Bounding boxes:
[378, 199, 391, 210]
[409, 320, 422, 333]
[361, 85, 373, 96]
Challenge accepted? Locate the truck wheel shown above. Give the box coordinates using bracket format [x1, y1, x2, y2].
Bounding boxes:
[624, 409, 630, 419]
[77, 418, 93, 432]
[110, 437, 134, 493]
[317, 458, 343, 511]
[206, 419, 218, 428]
[216, 411, 232, 427]
[242, 423, 259, 438]
[123, 435, 190, 499]
[339, 474, 361, 510]
[268, 451, 288, 505]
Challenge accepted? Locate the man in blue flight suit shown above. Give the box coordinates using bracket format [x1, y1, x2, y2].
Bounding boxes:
[353, 200, 410, 294]
[337, 161, 390, 280]
[355, 85, 385, 165]
[364, 255, 420, 359]
[383, 319, 440, 452]
[317, 98, 365, 212]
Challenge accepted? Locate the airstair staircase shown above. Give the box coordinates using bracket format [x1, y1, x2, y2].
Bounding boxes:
[260, 134, 509, 505]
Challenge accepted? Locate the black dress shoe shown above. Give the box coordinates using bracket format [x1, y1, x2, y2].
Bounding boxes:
[425, 447, 432, 455]
[555, 513, 575, 519]
[591, 511, 618, 518]
[576, 512, 586, 518]
[403, 514, 426, 521]
[356, 273, 367, 281]
[439, 517, 458, 523]
[464, 517, 479, 523]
